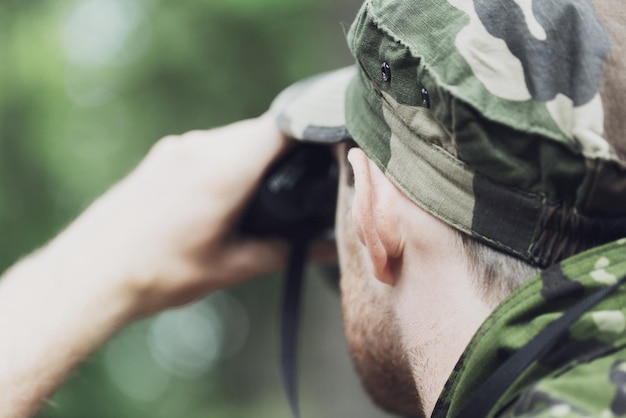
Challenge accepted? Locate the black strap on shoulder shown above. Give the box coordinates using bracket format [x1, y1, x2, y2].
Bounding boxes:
[455, 272, 626, 417]
[280, 239, 309, 418]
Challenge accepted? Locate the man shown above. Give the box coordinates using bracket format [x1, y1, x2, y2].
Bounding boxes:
[277, 0, 626, 416]
[1, 1, 625, 418]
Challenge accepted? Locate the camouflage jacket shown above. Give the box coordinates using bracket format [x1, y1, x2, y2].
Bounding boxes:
[433, 238, 626, 418]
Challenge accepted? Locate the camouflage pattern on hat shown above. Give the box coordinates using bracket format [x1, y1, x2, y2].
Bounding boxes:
[345, 0, 626, 267]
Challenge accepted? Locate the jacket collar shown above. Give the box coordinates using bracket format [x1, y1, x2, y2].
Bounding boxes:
[433, 238, 626, 417]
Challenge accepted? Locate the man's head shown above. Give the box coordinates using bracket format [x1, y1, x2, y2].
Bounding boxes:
[272, 0, 626, 414]
[334, 139, 539, 416]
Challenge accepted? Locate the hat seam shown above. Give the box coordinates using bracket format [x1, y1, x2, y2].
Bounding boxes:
[363, 1, 415, 60]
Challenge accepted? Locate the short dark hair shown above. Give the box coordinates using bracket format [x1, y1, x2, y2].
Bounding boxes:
[458, 232, 540, 307]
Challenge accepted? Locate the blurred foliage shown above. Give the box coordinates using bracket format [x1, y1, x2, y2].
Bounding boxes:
[0, 0, 394, 417]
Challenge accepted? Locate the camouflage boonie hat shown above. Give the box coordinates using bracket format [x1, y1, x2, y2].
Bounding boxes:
[272, 0, 626, 267]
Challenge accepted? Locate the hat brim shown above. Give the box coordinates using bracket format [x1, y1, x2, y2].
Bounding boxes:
[270, 66, 355, 144]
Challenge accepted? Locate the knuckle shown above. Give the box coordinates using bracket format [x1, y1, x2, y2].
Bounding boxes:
[149, 135, 187, 161]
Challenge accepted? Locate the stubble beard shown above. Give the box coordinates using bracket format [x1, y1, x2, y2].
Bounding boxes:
[338, 204, 423, 417]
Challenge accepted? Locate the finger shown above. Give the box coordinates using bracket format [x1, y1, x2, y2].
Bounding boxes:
[218, 238, 290, 283]
[228, 238, 338, 273]
[184, 115, 290, 174]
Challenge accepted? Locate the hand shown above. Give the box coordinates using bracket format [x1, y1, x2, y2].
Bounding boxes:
[0, 114, 299, 418]
[39, 114, 290, 318]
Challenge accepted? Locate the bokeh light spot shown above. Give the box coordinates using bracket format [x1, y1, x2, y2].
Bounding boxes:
[104, 328, 171, 402]
[63, 0, 146, 67]
[147, 292, 249, 379]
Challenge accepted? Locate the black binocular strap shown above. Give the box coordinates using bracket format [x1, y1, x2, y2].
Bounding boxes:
[281, 239, 309, 418]
[455, 272, 626, 417]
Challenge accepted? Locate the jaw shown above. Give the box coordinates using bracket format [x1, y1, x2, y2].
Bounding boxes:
[338, 222, 422, 416]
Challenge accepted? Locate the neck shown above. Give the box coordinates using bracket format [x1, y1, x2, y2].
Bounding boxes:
[394, 253, 492, 416]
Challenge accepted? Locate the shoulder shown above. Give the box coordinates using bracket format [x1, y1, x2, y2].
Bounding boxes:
[497, 348, 626, 417]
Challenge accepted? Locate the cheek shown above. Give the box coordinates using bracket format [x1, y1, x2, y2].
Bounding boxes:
[335, 182, 370, 316]
[335, 180, 358, 287]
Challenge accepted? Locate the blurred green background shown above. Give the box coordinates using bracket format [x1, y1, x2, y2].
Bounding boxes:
[0, 0, 395, 417]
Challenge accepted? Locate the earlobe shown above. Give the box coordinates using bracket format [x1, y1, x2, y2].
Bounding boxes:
[348, 149, 400, 286]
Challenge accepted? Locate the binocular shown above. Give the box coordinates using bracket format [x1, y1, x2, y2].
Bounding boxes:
[239, 142, 338, 242]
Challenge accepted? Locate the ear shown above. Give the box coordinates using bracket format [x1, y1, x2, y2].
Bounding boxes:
[348, 149, 403, 286]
